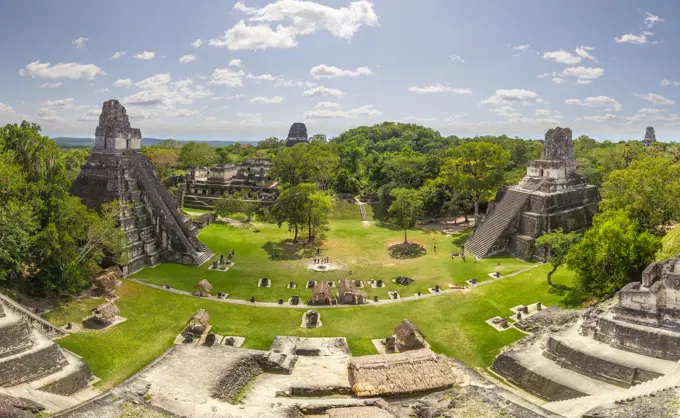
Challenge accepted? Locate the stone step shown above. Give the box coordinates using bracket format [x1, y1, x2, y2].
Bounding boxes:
[34, 350, 93, 396]
[544, 322, 673, 387]
[0, 329, 68, 387]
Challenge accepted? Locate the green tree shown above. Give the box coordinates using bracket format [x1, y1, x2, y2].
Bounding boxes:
[566, 210, 660, 299]
[270, 144, 313, 187]
[145, 147, 180, 179]
[310, 147, 340, 191]
[179, 142, 218, 168]
[536, 229, 581, 287]
[439, 142, 510, 218]
[214, 189, 259, 222]
[388, 188, 424, 243]
[305, 191, 333, 241]
[271, 184, 313, 242]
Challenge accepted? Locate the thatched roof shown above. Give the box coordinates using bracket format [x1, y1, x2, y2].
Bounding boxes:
[195, 279, 213, 293]
[93, 301, 119, 322]
[188, 309, 210, 327]
[395, 319, 425, 341]
[349, 349, 456, 397]
[312, 282, 332, 300]
[92, 269, 120, 292]
[327, 406, 395, 418]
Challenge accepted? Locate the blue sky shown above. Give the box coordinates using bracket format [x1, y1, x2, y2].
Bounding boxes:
[0, 0, 678, 142]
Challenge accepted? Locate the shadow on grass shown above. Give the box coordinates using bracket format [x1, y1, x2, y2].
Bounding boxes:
[547, 283, 587, 309]
[388, 243, 427, 260]
[262, 240, 318, 261]
[452, 229, 473, 247]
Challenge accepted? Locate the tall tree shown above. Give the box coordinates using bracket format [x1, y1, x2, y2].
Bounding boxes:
[270, 144, 313, 187]
[439, 142, 510, 219]
[536, 229, 581, 287]
[179, 142, 219, 168]
[271, 184, 314, 242]
[305, 190, 333, 241]
[388, 188, 424, 243]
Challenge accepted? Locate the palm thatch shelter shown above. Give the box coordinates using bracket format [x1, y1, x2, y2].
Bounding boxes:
[92, 268, 121, 296]
[338, 278, 368, 305]
[185, 309, 210, 337]
[349, 349, 456, 397]
[394, 319, 425, 351]
[195, 279, 213, 296]
[92, 301, 120, 325]
[311, 282, 332, 305]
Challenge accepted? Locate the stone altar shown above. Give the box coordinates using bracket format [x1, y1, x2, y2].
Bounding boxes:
[465, 127, 600, 261]
[71, 100, 213, 275]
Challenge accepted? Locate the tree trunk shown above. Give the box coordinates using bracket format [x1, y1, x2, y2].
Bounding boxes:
[404, 229, 408, 244]
[474, 199, 480, 219]
[547, 264, 559, 287]
[294, 224, 298, 242]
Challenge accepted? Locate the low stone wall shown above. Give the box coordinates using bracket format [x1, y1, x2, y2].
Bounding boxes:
[39, 363, 93, 396]
[212, 356, 263, 403]
[0, 293, 68, 340]
[0, 344, 67, 387]
[0, 320, 34, 359]
[594, 316, 680, 361]
[491, 353, 587, 401]
[543, 337, 661, 387]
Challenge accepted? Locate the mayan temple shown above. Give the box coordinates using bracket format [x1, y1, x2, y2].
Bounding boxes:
[642, 126, 657, 147]
[284, 122, 309, 147]
[465, 127, 600, 261]
[72, 100, 213, 275]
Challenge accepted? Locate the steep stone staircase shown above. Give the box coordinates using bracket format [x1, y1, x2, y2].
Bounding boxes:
[464, 189, 529, 258]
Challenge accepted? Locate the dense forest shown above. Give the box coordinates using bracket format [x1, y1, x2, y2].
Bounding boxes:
[4, 120, 680, 302]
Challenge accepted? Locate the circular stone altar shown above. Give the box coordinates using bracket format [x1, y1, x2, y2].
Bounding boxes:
[308, 263, 342, 272]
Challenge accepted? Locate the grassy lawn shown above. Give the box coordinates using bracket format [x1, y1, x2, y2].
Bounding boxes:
[130, 203, 529, 302]
[47, 265, 578, 390]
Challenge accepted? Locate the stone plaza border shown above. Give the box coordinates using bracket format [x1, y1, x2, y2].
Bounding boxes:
[127, 264, 541, 309]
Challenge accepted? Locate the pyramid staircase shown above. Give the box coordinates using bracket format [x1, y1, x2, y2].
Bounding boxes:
[464, 189, 529, 258]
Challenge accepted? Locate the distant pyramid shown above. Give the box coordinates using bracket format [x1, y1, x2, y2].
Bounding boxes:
[285, 122, 309, 147]
[71, 100, 213, 275]
[643, 126, 656, 147]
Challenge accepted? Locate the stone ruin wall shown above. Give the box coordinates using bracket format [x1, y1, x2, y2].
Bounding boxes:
[0, 293, 67, 340]
[212, 356, 263, 403]
[541, 127, 576, 161]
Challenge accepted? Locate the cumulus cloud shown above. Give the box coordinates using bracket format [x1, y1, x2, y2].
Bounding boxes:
[19, 61, 105, 79]
[208, 68, 245, 87]
[95, 88, 111, 93]
[574, 46, 597, 61]
[449, 55, 464, 63]
[310, 64, 373, 79]
[179, 54, 196, 63]
[582, 114, 618, 122]
[40, 82, 62, 89]
[634, 93, 675, 105]
[72, 37, 89, 49]
[246, 73, 281, 81]
[662, 79, 680, 87]
[0, 103, 15, 113]
[303, 104, 381, 119]
[192, 39, 204, 48]
[274, 79, 316, 88]
[552, 77, 567, 84]
[565, 96, 623, 111]
[250, 96, 283, 104]
[407, 84, 472, 94]
[562, 66, 604, 80]
[480, 89, 542, 105]
[110, 51, 126, 60]
[489, 106, 521, 118]
[135, 51, 156, 60]
[303, 85, 344, 97]
[314, 101, 341, 109]
[638, 108, 665, 114]
[512, 44, 530, 51]
[124, 73, 213, 106]
[645, 11, 664, 28]
[208, 0, 378, 50]
[228, 59, 243, 68]
[543, 46, 597, 65]
[114, 78, 132, 88]
[211, 94, 245, 100]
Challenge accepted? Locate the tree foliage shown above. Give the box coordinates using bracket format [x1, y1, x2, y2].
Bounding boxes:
[536, 229, 581, 287]
[388, 188, 424, 243]
[214, 189, 259, 222]
[179, 142, 219, 168]
[271, 183, 332, 243]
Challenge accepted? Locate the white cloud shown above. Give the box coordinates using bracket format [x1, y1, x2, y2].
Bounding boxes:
[403, 115, 439, 124]
[634, 93, 675, 105]
[40, 98, 79, 111]
[208, 68, 245, 87]
[315, 101, 341, 109]
[179, 54, 196, 63]
[77, 107, 102, 122]
[250, 96, 283, 104]
[127, 107, 154, 120]
[449, 55, 464, 63]
[537, 73, 555, 79]
[661, 79, 680, 87]
[236, 112, 260, 118]
[490, 106, 521, 118]
[166, 108, 201, 117]
[512, 44, 530, 51]
[19, 61, 105, 79]
[638, 108, 665, 114]
[0, 103, 15, 113]
[135, 51, 156, 60]
[543, 50, 581, 65]
[303, 85, 344, 97]
[110, 51, 126, 60]
[310, 64, 373, 79]
[95, 88, 111, 93]
[274, 79, 316, 88]
[304, 104, 381, 119]
[480, 89, 542, 105]
[211, 94, 245, 100]
[615, 32, 660, 45]
[246, 73, 281, 81]
[208, 0, 378, 50]
[565, 96, 623, 111]
[582, 114, 618, 122]
[192, 39, 204, 48]
[575, 80, 593, 85]
[40, 82, 62, 89]
[562, 66, 604, 80]
[72, 37, 89, 49]
[113, 78, 132, 88]
[228, 59, 243, 68]
[407, 84, 472, 94]
[552, 77, 567, 84]
[645, 12, 664, 28]
[124, 73, 213, 106]
[574, 46, 597, 61]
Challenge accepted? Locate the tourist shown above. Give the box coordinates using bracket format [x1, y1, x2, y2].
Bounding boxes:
[434, 245, 437, 253]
